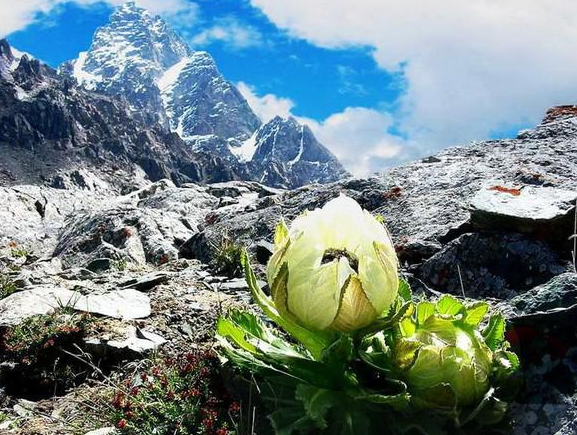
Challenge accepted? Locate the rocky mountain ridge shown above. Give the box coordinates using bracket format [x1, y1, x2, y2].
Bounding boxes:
[61, 1, 349, 188]
[0, 39, 254, 191]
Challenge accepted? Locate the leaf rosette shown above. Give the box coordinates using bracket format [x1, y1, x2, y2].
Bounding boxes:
[360, 294, 520, 427]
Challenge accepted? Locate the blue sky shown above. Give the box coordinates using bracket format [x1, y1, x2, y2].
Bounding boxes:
[3, 0, 576, 176]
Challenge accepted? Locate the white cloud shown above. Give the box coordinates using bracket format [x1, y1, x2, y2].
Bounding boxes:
[238, 82, 406, 177]
[336, 65, 367, 96]
[0, 0, 197, 38]
[304, 108, 406, 177]
[237, 81, 295, 122]
[248, 0, 577, 151]
[192, 16, 264, 50]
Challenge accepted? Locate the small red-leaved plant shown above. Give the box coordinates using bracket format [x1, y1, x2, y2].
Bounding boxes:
[110, 351, 240, 435]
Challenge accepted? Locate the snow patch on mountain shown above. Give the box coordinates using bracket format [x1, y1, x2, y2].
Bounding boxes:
[73, 52, 102, 89]
[158, 57, 189, 91]
[288, 125, 305, 166]
[230, 131, 259, 162]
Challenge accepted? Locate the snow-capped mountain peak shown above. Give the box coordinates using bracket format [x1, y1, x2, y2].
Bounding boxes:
[59, 2, 349, 188]
[65, 2, 259, 137]
[82, 1, 190, 81]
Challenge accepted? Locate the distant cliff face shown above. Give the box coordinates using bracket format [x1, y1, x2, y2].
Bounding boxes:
[60, 1, 349, 188]
[0, 40, 249, 190]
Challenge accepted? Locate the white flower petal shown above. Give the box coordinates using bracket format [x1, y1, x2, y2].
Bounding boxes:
[286, 257, 354, 331]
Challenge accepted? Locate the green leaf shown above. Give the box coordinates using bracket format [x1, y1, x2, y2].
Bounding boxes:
[463, 302, 489, 326]
[217, 311, 343, 388]
[398, 278, 413, 303]
[274, 219, 290, 249]
[436, 295, 465, 317]
[352, 380, 410, 410]
[420, 316, 458, 344]
[295, 384, 336, 429]
[356, 300, 412, 338]
[492, 349, 521, 392]
[399, 316, 416, 337]
[242, 250, 335, 359]
[458, 387, 507, 427]
[392, 338, 422, 371]
[498, 349, 520, 372]
[217, 310, 302, 356]
[410, 383, 458, 414]
[482, 314, 506, 351]
[358, 331, 393, 373]
[320, 335, 354, 369]
[416, 301, 436, 324]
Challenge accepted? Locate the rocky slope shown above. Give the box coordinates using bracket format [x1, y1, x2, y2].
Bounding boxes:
[0, 107, 575, 433]
[62, 1, 348, 188]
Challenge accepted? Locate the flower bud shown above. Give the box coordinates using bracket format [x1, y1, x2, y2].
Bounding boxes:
[266, 194, 399, 332]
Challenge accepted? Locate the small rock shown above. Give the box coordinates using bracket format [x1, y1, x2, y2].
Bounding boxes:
[421, 156, 442, 163]
[78, 289, 151, 319]
[182, 298, 209, 312]
[0, 420, 14, 430]
[217, 277, 267, 293]
[179, 322, 195, 337]
[58, 268, 96, 280]
[218, 197, 240, 207]
[254, 240, 274, 264]
[13, 399, 36, 417]
[207, 184, 248, 198]
[0, 286, 78, 326]
[120, 271, 170, 291]
[85, 326, 165, 356]
[84, 427, 118, 435]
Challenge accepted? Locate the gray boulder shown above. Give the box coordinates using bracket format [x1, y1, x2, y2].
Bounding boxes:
[0, 286, 151, 326]
[470, 185, 576, 243]
[416, 233, 570, 300]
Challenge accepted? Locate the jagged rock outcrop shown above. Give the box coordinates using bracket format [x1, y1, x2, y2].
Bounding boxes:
[240, 116, 349, 188]
[0, 39, 248, 190]
[159, 51, 261, 140]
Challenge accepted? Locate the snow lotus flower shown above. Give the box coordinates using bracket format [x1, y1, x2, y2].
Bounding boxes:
[266, 194, 399, 332]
